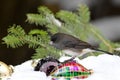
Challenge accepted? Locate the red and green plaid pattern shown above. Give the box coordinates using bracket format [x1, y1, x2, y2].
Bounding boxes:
[51, 61, 93, 80]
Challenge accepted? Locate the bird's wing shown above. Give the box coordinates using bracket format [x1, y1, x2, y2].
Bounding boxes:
[64, 40, 93, 49]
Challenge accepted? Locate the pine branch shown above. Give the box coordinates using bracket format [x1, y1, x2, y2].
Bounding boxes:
[55, 5, 91, 40]
[78, 5, 90, 23]
[2, 25, 26, 48]
[27, 7, 61, 34]
[2, 25, 60, 59]
[2, 35, 24, 48]
[8, 25, 26, 36]
[3, 5, 120, 59]
[26, 5, 117, 55]
[26, 14, 48, 26]
[32, 46, 60, 59]
[84, 24, 115, 52]
[37, 6, 52, 15]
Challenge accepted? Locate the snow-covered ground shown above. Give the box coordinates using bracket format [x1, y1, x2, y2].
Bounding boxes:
[9, 54, 120, 80]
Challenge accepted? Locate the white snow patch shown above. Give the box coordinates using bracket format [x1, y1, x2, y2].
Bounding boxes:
[7, 54, 120, 80]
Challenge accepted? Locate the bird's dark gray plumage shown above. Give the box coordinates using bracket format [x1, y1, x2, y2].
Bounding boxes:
[50, 33, 113, 58]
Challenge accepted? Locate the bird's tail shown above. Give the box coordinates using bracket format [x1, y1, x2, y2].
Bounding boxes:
[94, 49, 113, 55]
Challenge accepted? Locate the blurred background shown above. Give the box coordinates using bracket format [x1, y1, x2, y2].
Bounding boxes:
[0, 0, 120, 65]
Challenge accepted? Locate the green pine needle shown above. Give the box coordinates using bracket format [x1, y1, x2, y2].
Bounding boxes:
[26, 14, 48, 26]
[2, 5, 120, 59]
[78, 5, 90, 23]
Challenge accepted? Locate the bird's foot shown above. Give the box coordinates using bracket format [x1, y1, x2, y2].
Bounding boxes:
[59, 57, 76, 66]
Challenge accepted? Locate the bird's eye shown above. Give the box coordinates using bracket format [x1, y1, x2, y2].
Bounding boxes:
[51, 36, 57, 42]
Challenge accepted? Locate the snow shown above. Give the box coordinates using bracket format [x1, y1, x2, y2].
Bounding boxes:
[9, 54, 120, 80]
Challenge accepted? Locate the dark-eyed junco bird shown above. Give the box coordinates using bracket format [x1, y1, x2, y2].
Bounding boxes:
[50, 33, 113, 60]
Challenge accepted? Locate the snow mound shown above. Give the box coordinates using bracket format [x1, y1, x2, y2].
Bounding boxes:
[10, 54, 120, 80]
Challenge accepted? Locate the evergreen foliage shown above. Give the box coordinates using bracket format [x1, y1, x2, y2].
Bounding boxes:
[2, 5, 120, 59]
[2, 25, 60, 58]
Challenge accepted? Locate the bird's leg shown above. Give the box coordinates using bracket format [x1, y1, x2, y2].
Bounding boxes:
[67, 56, 76, 61]
[60, 56, 76, 65]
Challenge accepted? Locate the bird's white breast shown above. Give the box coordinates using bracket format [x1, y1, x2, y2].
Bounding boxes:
[63, 49, 79, 56]
[63, 48, 94, 57]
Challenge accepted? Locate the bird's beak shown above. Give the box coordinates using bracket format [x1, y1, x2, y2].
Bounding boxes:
[49, 41, 53, 45]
